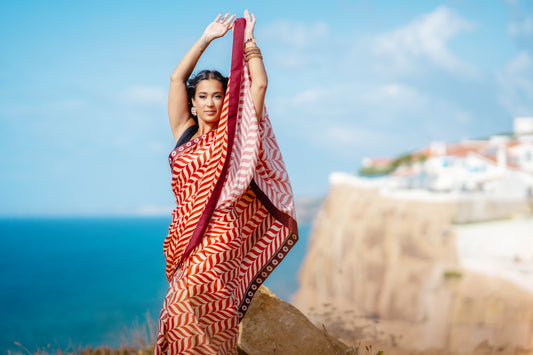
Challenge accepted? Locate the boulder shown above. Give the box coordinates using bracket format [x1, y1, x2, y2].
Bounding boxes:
[238, 286, 350, 355]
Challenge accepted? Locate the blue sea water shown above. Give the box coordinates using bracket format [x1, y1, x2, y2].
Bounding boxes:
[0, 217, 310, 354]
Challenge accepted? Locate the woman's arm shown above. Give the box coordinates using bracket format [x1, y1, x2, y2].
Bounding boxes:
[168, 13, 235, 142]
[244, 10, 268, 122]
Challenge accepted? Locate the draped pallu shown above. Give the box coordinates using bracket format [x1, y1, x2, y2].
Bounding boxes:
[155, 19, 298, 355]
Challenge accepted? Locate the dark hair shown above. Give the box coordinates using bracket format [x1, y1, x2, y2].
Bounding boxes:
[187, 70, 228, 120]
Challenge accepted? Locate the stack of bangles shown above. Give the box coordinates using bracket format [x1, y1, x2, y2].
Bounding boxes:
[244, 37, 262, 62]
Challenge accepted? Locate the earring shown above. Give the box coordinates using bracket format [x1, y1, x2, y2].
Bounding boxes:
[191, 106, 197, 116]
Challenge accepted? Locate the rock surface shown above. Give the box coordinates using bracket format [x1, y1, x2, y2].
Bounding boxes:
[238, 286, 350, 355]
[293, 177, 533, 354]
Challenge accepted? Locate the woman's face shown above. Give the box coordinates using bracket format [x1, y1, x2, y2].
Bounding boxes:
[191, 79, 225, 125]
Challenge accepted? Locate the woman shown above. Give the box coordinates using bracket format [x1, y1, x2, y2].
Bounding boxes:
[156, 11, 298, 354]
[168, 12, 267, 145]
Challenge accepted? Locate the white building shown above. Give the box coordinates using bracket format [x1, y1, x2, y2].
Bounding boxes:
[379, 118, 533, 199]
[514, 117, 533, 136]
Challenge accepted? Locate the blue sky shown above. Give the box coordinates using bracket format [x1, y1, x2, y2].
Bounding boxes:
[1, 0, 532, 216]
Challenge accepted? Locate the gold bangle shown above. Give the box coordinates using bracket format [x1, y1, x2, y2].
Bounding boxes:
[244, 37, 256, 46]
[244, 45, 262, 62]
[244, 45, 260, 52]
[245, 51, 260, 56]
[245, 54, 263, 62]
[245, 49, 261, 56]
[244, 47, 261, 54]
[245, 44, 258, 52]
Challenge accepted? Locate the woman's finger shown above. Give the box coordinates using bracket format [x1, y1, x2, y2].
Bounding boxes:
[214, 14, 222, 22]
[225, 14, 236, 26]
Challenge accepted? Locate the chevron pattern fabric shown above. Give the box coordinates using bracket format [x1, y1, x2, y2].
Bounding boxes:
[155, 18, 298, 354]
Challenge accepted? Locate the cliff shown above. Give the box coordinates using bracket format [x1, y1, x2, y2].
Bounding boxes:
[293, 173, 533, 354]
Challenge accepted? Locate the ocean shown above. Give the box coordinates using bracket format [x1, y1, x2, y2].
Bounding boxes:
[0, 217, 310, 354]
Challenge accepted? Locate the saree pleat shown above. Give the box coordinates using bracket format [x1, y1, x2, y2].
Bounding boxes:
[156, 18, 298, 354]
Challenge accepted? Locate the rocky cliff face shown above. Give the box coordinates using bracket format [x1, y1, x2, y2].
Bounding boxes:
[293, 174, 533, 354]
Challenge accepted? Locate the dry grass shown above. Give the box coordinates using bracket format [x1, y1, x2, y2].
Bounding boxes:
[8, 312, 156, 355]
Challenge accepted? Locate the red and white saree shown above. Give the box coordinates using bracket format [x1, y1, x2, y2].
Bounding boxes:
[155, 19, 298, 354]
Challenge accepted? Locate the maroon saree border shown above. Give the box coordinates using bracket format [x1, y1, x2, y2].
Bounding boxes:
[238, 181, 299, 321]
[176, 18, 246, 269]
[168, 131, 215, 165]
[238, 229, 299, 321]
[250, 179, 298, 234]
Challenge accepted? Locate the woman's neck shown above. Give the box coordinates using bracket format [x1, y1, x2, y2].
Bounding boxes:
[196, 121, 218, 136]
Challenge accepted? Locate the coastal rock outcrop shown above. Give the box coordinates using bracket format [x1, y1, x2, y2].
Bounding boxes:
[293, 173, 533, 354]
[238, 286, 350, 355]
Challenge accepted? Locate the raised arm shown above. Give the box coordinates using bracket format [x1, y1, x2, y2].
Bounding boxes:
[244, 10, 268, 122]
[168, 13, 235, 142]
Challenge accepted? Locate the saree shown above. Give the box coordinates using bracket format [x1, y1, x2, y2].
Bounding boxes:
[155, 18, 298, 354]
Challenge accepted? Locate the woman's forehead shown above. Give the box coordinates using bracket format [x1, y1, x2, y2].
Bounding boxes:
[196, 79, 224, 92]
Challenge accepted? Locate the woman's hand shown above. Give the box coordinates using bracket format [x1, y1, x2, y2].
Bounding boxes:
[203, 13, 236, 42]
[244, 9, 256, 40]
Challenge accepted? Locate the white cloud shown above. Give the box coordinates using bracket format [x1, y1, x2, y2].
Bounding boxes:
[498, 52, 533, 116]
[506, 0, 533, 38]
[322, 125, 401, 151]
[118, 85, 167, 107]
[260, 20, 330, 69]
[261, 7, 492, 163]
[0, 99, 87, 118]
[261, 20, 329, 48]
[270, 80, 472, 157]
[136, 204, 173, 216]
[372, 6, 477, 77]
[507, 51, 533, 74]
[361, 83, 427, 107]
[291, 87, 330, 105]
[508, 16, 533, 37]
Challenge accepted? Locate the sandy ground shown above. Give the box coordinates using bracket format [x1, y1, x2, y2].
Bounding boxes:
[454, 216, 533, 295]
